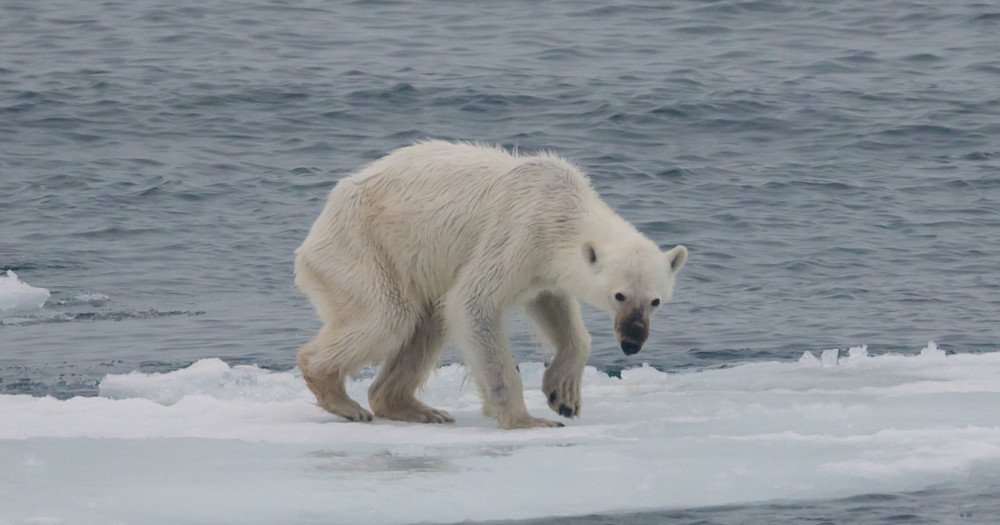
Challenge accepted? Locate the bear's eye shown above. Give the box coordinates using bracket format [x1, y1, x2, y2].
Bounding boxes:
[651, 298, 661, 307]
[614, 293, 626, 302]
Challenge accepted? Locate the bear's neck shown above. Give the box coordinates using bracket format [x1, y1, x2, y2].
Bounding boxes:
[580, 196, 641, 243]
[547, 197, 643, 297]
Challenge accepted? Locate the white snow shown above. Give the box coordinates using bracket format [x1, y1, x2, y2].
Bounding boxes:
[0, 270, 50, 315]
[3, 343, 1000, 524]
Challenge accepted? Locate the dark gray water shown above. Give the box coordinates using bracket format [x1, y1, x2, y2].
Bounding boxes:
[2, 0, 999, 522]
[500, 485, 1000, 525]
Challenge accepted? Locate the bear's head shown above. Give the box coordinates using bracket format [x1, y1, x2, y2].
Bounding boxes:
[581, 240, 687, 355]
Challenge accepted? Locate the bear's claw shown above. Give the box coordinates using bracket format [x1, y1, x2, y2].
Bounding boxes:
[419, 408, 455, 424]
[339, 407, 374, 423]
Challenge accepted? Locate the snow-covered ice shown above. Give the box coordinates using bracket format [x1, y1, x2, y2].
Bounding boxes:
[3, 343, 1000, 524]
[0, 271, 49, 315]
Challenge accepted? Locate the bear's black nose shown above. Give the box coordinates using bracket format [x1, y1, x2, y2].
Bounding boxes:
[621, 341, 641, 355]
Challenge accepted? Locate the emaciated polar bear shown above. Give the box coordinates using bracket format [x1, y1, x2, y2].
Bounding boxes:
[295, 141, 687, 429]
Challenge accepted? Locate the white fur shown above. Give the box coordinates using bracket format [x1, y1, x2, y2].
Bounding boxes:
[295, 141, 687, 429]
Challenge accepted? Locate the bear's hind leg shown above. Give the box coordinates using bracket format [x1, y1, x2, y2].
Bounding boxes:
[298, 320, 403, 422]
[368, 307, 454, 424]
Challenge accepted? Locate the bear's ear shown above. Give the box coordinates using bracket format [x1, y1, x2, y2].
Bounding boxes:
[665, 245, 688, 272]
[582, 242, 598, 266]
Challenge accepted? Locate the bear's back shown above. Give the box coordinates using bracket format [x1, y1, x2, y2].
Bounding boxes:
[341, 141, 592, 234]
[320, 141, 597, 298]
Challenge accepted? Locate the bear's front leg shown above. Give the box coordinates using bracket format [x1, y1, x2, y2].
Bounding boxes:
[447, 289, 563, 430]
[527, 291, 591, 419]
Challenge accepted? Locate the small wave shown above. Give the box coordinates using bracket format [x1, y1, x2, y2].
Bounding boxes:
[761, 179, 855, 192]
[967, 12, 1000, 26]
[348, 82, 421, 103]
[23, 116, 92, 130]
[54, 293, 110, 307]
[1, 309, 204, 327]
[178, 89, 311, 110]
[435, 92, 551, 114]
[901, 53, 944, 63]
[960, 151, 998, 162]
[76, 225, 163, 240]
[877, 124, 956, 137]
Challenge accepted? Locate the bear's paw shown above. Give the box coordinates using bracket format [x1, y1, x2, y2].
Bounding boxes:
[370, 399, 455, 424]
[542, 365, 583, 419]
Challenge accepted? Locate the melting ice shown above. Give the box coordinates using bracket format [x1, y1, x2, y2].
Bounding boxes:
[3, 343, 1000, 524]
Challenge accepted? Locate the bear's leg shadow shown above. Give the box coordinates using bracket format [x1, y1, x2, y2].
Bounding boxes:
[367, 305, 454, 424]
[526, 291, 591, 419]
[447, 284, 563, 430]
[298, 318, 406, 422]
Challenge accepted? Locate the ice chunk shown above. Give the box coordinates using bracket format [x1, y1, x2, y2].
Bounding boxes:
[0, 270, 50, 314]
[821, 348, 840, 367]
[838, 345, 869, 368]
[920, 341, 947, 361]
[799, 351, 820, 367]
[99, 358, 308, 405]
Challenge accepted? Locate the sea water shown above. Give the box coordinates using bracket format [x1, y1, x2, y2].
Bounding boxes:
[2, 0, 999, 523]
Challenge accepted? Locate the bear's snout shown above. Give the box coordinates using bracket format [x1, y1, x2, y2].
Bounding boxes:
[616, 309, 649, 356]
[621, 340, 642, 355]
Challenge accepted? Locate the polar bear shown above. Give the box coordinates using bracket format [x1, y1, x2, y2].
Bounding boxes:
[295, 141, 687, 429]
